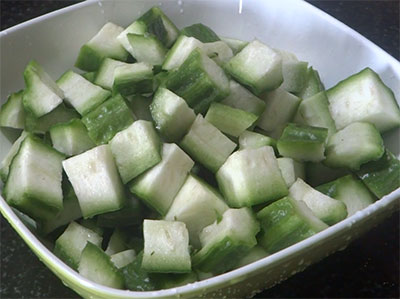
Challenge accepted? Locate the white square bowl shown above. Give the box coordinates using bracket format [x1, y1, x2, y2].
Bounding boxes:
[0, 0, 399, 298]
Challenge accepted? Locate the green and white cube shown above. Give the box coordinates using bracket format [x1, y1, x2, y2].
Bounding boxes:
[50, 119, 95, 157]
[225, 40, 283, 95]
[180, 115, 236, 173]
[327, 67, 400, 133]
[57, 70, 110, 115]
[110, 120, 162, 184]
[62, 145, 126, 218]
[142, 219, 191, 273]
[22, 60, 64, 118]
[289, 178, 347, 225]
[165, 174, 229, 248]
[216, 146, 288, 207]
[192, 208, 260, 274]
[150, 87, 196, 142]
[129, 143, 194, 215]
[54, 221, 102, 270]
[4, 134, 64, 222]
[75, 22, 128, 72]
[324, 122, 384, 171]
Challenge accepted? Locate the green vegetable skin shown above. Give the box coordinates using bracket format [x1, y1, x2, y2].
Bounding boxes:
[181, 23, 220, 42]
[356, 150, 400, 198]
[1, 4, 400, 293]
[82, 94, 135, 145]
[277, 123, 328, 162]
[165, 48, 229, 114]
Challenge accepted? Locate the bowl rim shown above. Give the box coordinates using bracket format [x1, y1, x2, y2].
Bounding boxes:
[0, 0, 399, 297]
[1, 188, 399, 298]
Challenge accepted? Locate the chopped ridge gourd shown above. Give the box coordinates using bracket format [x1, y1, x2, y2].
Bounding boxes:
[356, 149, 400, 198]
[0, 90, 26, 129]
[110, 120, 162, 184]
[4, 134, 64, 222]
[94, 58, 129, 90]
[205, 102, 258, 137]
[97, 194, 144, 228]
[111, 249, 136, 269]
[165, 174, 229, 248]
[192, 208, 260, 274]
[281, 60, 309, 94]
[216, 146, 288, 207]
[289, 178, 348, 225]
[62, 145, 126, 218]
[137, 6, 179, 48]
[221, 80, 266, 116]
[257, 87, 301, 138]
[316, 175, 376, 217]
[225, 40, 283, 95]
[1, 6, 399, 291]
[57, 70, 110, 115]
[54, 221, 102, 270]
[122, 252, 157, 291]
[126, 34, 167, 66]
[75, 22, 129, 72]
[40, 180, 82, 234]
[150, 87, 196, 142]
[277, 157, 305, 188]
[113, 62, 154, 96]
[257, 197, 328, 253]
[180, 115, 236, 173]
[236, 246, 269, 268]
[162, 36, 204, 71]
[165, 48, 229, 114]
[22, 60, 64, 118]
[117, 20, 147, 54]
[324, 122, 384, 170]
[203, 41, 233, 65]
[24, 104, 79, 134]
[181, 23, 220, 42]
[127, 95, 153, 121]
[82, 71, 96, 83]
[221, 37, 248, 54]
[238, 130, 277, 151]
[327, 67, 400, 133]
[277, 123, 328, 162]
[142, 220, 191, 273]
[129, 143, 194, 215]
[293, 91, 337, 138]
[0, 131, 29, 182]
[82, 94, 135, 145]
[78, 242, 125, 289]
[296, 67, 324, 99]
[49, 118, 95, 157]
[105, 229, 130, 255]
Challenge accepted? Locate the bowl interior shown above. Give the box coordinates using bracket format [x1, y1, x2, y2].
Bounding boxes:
[0, 0, 399, 298]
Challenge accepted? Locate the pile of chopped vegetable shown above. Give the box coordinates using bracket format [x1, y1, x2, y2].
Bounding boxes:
[1, 6, 399, 291]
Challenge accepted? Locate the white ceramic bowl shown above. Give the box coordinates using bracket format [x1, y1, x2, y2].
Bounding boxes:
[1, 0, 399, 298]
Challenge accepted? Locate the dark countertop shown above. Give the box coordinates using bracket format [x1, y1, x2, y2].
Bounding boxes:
[0, 1, 399, 298]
